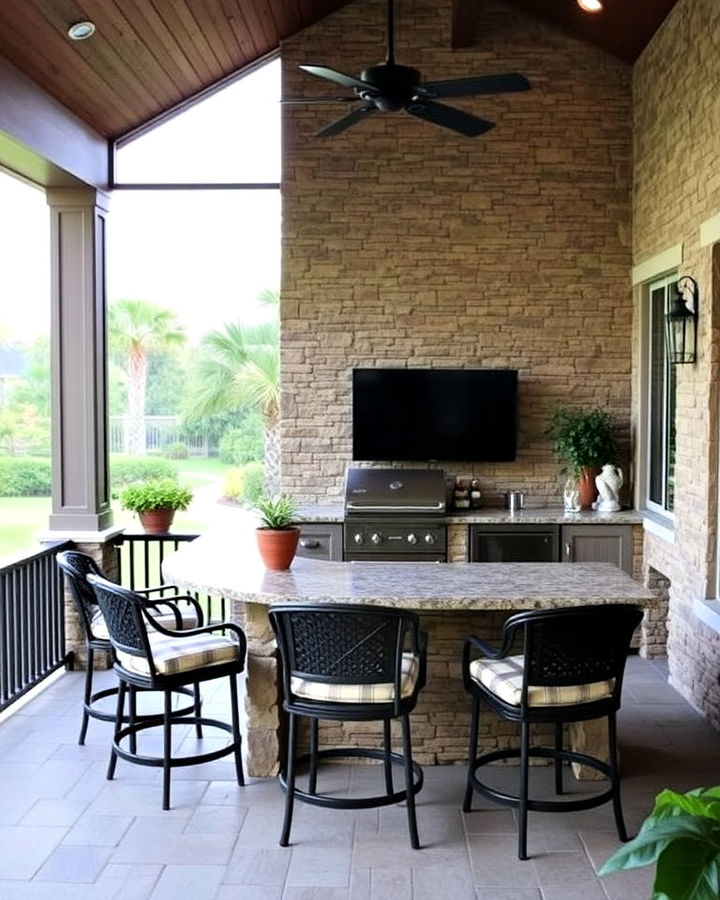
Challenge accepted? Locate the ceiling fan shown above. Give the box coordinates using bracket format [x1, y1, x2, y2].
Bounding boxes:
[285, 0, 531, 138]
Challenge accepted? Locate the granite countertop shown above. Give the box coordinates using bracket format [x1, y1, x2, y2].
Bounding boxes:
[163, 534, 656, 610]
[295, 504, 643, 526]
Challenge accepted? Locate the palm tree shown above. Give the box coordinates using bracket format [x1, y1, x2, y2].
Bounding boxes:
[108, 299, 185, 456]
[186, 318, 281, 494]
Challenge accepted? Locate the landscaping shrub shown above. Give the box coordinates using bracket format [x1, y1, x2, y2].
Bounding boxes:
[0, 457, 52, 496]
[242, 461, 265, 505]
[110, 456, 178, 488]
[223, 468, 244, 502]
[218, 425, 263, 466]
[163, 441, 189, 460]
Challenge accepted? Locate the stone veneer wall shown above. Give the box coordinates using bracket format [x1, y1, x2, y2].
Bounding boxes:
[632, 0, 720, 724]
[279, 0, 633, 505]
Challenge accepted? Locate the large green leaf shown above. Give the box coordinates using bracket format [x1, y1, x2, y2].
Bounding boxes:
[599, 816, 720, 876]
[654, 844, 720, 900]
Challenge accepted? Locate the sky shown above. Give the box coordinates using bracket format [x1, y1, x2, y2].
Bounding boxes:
[0, 59, 281, 345]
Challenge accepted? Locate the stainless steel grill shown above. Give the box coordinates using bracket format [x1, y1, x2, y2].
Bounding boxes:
[343, 468, 447, 561]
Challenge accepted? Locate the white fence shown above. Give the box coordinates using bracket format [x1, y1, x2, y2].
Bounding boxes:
[109, 416, 211, 457]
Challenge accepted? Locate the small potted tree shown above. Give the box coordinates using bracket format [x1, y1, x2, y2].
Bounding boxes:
[120, 477, 193, 534]
[254, 494, 300, 570]
[545, 406, 619, 509]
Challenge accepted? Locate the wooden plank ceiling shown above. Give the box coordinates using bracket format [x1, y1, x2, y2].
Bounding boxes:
[0, 0, 678, 141]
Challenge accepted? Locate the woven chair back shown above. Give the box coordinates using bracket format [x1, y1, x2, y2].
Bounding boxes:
[270, 605, 415, 686]
[56, 550, 104, 638]
[508, 604, 643, 689]
[86, 573, 154, 665]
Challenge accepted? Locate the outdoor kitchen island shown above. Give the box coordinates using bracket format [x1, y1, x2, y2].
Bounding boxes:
[163, 533, 658, 777]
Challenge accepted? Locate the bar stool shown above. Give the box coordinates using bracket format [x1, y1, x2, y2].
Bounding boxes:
[56, 550, 203, 744]
[269, 603, 427, 848]
[461, 604, 643, 859]
[87, 572, 247, 810]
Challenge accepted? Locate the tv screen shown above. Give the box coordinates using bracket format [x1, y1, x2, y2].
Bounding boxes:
[352, 368, 518, 462]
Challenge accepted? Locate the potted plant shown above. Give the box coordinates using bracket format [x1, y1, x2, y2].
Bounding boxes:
[120, 477, 193, 534]
[545, 406, 619, 509]
[254, 493, 300, 570]
[599, 785, 720, 899]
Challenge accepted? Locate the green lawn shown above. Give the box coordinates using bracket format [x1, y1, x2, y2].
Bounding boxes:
[0, 457, 237, 562]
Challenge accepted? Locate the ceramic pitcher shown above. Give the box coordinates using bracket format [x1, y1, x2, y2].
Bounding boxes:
[595, 464, 623, 512]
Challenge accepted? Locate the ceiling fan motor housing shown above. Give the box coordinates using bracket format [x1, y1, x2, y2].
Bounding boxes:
[359, 63, 422, 110]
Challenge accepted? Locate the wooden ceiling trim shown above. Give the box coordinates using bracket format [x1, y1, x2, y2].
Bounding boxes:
[27, 0, 169, 112]
[0, 0, 139, 131]
[219, 0, 262, 60]
[115, 0, 207, 93]
[80, 0, 189, 105]
[149, 0, 226, 83]
[194, 0, 246, 70]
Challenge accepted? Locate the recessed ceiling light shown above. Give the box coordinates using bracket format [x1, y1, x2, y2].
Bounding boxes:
[67, 21, 95, 41]
[577, 0, 603, 12]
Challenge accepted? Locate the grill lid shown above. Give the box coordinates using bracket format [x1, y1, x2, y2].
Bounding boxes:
[344, 467, 446, 516]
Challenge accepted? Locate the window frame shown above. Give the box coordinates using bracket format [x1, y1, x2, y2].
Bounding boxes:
[639, 274, 678, 522]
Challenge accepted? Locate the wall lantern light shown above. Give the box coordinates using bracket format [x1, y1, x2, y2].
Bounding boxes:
[666, 275, 699, 365]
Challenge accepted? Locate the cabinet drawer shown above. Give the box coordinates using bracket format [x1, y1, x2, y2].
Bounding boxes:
[297, 524, 343, 561]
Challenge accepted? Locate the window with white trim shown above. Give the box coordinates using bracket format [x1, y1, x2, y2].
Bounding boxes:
[643, 275, 678, 516]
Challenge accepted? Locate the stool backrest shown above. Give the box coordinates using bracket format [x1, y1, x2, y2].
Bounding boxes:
[86, 573, 154, 667]
[56, 550, 104, 639]
[503, 604, 643, 700]
[270, 604, 421, 711]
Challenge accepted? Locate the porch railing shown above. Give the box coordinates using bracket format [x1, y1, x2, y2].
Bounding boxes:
[0, 540, 73, 713]
[113, 532, 227, 623]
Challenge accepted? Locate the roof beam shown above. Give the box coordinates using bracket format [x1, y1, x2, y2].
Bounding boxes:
[451, 0, 477, 48]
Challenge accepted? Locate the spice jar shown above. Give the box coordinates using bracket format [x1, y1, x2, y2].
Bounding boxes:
[454, 478, 470, 509]
[469, 479, 482, 509]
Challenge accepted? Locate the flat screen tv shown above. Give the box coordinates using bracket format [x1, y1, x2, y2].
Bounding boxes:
[352, 368, 518, 462]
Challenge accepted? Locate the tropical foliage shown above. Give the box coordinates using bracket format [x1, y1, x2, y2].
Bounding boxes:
[108, 299, 186, 456]
[599, 786, 720, 900]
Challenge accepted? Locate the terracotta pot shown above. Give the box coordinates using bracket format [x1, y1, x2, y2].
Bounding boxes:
[256, 527, 301, 570]
[138, 508, 176, 534]
[577, 467, 599, 510]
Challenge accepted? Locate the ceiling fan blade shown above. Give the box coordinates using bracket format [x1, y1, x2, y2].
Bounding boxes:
[316, 105, 378, 138]
[281, 96, 359, 105]
[405, 100, 494, 137]
[299, 64, 371, 92]
[420, 73, 531, 98]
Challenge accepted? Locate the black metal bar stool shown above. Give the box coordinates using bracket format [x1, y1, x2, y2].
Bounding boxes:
[461, 603, 643, 860]
[56, 549, 204, 744]
[269, 603, 428, 849]
[87, 572, 247, 810]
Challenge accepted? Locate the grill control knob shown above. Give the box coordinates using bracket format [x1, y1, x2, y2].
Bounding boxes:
[353, 532, 364, 545]
[424, 532, 437, 545]
[407, 533, 418, 545]
[370, 532, 382, 545]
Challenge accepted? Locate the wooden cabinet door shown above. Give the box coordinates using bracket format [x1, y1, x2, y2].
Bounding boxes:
[561, 525, 632, 574]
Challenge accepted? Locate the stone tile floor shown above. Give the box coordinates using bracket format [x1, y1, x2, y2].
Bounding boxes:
[0, 655, 717, 899]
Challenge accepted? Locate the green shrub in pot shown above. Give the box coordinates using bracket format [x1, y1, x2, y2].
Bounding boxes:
[253, 494, 300, 570]
[120, 477, 193, 534]
[545, 406, 619, 476]
[599, 785, 720, 899]
[254, 493, 298, 530]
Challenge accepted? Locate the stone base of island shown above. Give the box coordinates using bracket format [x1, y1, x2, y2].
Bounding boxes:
[163, 534, 658, 778]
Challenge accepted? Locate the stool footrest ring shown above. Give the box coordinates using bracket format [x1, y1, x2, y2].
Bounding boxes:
[85, 684, 197, 724]
[468, 747, 614, 814]
[111, 716, 239, 770]
[280, 746, 424, 810]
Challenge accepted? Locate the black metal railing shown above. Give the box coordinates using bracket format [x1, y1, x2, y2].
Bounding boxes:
[0, 540, 73, 713]
[112, 532, 227, 623]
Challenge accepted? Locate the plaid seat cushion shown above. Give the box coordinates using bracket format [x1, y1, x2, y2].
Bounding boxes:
[91, 605, 199, 641]
[290, 652, 419, 704]
[469, 655, 615, 707]
[116, 632, 241, 677]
